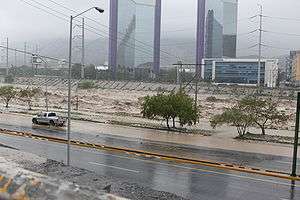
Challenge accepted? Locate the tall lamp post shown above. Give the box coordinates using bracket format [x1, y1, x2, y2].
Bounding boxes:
[67, 7, 104, 166]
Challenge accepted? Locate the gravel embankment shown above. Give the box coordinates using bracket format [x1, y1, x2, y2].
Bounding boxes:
[23, 160, 188, 200]
[0, 145, 188, 200]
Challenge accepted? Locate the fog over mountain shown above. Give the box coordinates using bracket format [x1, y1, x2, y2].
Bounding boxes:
[1, 0, 300, 65]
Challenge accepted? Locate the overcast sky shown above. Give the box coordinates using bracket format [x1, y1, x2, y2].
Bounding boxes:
[1, 0, 300, 57]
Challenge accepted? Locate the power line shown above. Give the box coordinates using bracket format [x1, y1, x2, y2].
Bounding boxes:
[238, 29, 258, 36]
[262, 30, 300, 37]
[160, 15, 258, 35]
[263, 15, 300, 22]
[20, 0, 175, 64]
[261, 44, 292, 51]
[44, 0, 182, 61]
[236, 44, 258, 51]
[0, 45, 63, 62]
[160, 29, 258, 47]
[20, 0, 157, 61]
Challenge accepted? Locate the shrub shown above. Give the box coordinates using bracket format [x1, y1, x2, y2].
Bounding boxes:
[0, 85, 17, 108]
[206, 96, 218, 102]
[78, 80, 96, 89]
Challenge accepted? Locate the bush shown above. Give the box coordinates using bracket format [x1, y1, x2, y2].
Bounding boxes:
[4, 75, 14, 84]
[206, 96, 218, 102]
[19, 87, 41, 110]
[0, 85, 17, 108]
[78, 80, 96, 89]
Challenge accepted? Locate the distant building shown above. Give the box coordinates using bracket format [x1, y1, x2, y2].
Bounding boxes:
[196, 0, 238, 72]
[290, 51, 300, 85]
[201, 58, 279, 88]
[109, 0, 161, 79]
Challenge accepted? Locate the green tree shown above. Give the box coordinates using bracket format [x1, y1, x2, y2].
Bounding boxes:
[178, 93, 199, 126]
[19, 87, 41, 110]
[141, 91, 199, 129]
[84, 64, 97, 79]
[0, 86, 17, 108]
[238, 97, 288, 135]
[4, 74, 14, 83]
[71, 63, 82, 79]
[211, 97, 288, 136]
[210, 106, 253, 136]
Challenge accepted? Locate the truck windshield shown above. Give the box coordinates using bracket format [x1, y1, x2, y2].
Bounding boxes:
[48, 113, 56, 117]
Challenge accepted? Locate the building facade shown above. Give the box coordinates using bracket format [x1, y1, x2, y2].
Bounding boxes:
[109, 0, 161, 80]
[290, 51, 300, 85]
[201, 58, 278, 88]
[223, 0, 238, 58]
[196, 0, 238, 72]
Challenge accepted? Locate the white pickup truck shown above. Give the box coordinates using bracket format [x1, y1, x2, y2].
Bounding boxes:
[32, 112, 66, 127]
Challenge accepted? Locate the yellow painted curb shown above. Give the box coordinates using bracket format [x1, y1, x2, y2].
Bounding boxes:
[0, 128, 299, 181]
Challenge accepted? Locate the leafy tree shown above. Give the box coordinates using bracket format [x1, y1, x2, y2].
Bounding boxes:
[211, 97, 288, 136]
[0, 86, 17, 108]
[71, 63, 82, 79]
[19, 87, 41, 110]
[84, 64, 97, 79]
[178, 94, 199, 126]
[142, 93, 173, 129]
[238, 97, 288, 135]
[141, 91, 199, 129]
[210, 107, 253, 136]
[4, 74, 14, 83]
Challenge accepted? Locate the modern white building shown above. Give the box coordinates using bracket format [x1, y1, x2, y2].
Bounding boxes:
[201, 58, 279, 88]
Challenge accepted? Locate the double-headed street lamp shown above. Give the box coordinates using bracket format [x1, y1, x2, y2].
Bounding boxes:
[67, 7, 104, 166]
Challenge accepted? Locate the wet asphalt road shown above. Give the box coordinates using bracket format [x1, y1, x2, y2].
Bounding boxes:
[0, 133, 299, 200]
[0, 122, 299, 174]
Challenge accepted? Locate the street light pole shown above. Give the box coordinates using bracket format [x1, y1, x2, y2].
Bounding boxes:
[292, 92, 300, 177]
[67, 15, 73, 166]
[67, 7, 104, 166]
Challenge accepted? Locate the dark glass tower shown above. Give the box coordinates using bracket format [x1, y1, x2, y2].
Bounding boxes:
[109, 0, 161, 80]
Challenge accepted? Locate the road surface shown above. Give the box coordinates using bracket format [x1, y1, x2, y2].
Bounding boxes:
[0, 116, 299, 174]
[0, 133, 299, 200]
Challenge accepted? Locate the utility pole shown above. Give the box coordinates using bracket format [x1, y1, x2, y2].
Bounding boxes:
[6, 38, 9, 75]
[24, 42, 27, 66]
[257, 4, 263, 87]
[195, 70, 198, 111]
[14, 49, 17, 67]
[81, 18, 85, 79]
[176, 65, 180, 85]
[177, 60, 183, 89]
[292, 92, 300, 177]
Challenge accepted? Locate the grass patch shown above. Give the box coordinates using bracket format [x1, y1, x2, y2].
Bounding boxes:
[235, 132, 297, 145]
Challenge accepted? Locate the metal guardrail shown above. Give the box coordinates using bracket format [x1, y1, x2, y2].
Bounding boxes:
[0, 128, 299, 181]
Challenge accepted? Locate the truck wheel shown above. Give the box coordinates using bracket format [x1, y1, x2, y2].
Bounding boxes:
[32, 118, 38, 124]
[50, 120, 55, 126]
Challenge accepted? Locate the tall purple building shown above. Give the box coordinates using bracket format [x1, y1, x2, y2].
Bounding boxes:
[109, 0, 161, 80]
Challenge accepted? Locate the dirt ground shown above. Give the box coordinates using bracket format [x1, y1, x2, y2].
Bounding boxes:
[0, 83, 297, 135]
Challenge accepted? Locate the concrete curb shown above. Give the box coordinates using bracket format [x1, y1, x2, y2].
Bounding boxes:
[1, 128, 299, 182]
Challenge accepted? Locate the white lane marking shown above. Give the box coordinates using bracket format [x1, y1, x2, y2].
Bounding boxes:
[274, 160, 292, 165]
[88, 162, 140, 173]
[1, 135, 298, 188]
[79, 149, 300, 188]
